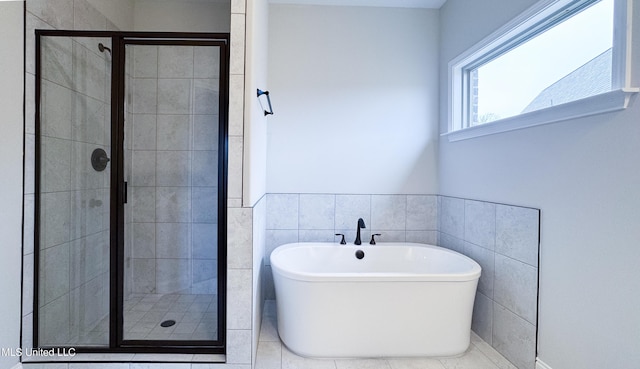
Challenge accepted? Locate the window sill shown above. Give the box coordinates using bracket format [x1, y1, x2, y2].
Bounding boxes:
[443, 88, 638, 142]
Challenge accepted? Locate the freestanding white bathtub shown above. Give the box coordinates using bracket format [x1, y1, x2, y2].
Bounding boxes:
[270, 242, 481, 358]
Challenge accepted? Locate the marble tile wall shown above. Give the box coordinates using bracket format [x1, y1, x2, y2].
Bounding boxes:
[23, 0, 256, 365]
[30, 5, 116, 346]
[438, 196, 539, 369]
[127, 44, 220, 296]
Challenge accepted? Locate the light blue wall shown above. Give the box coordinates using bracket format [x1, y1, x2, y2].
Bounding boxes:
[439, 1, 640, 368]
[267, 5, 439, 195]
[0, 2, 25, 369]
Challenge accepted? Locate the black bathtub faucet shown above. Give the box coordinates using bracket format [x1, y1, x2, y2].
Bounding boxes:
[354, 218, 366, 245]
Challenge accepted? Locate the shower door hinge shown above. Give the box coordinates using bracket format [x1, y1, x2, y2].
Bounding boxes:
[123, 181, 128, 204]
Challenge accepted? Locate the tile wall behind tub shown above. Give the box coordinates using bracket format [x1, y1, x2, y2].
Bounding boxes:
[439, 196, 539, 369]
[263, 193, 539, 369]
[263, 193, 439, 298]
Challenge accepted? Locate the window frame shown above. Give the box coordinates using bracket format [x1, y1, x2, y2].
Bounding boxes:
[445, 0, 638, 142]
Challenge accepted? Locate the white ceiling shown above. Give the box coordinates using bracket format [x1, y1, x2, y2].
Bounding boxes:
[269, 0, 447, 9]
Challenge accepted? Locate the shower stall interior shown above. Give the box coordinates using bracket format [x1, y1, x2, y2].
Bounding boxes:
[34, 31, 228, 353]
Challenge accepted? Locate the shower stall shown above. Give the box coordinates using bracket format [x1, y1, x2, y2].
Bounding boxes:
[34, 31, 228, 353]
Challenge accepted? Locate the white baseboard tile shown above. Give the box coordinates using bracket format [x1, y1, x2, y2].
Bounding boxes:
[537, 358, 553, 369]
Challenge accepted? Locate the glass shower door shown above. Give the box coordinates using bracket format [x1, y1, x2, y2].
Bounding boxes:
[121, 42, 221, 344]
[36, 35, 113, 347]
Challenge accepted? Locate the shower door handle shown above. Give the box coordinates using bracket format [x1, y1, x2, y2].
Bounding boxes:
[123, 181, 128, 204]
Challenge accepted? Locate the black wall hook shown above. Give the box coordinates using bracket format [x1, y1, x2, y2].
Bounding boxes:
[257, 89, 274, 116]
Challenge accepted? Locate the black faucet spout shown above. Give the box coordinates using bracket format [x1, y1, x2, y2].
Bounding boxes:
[354, 218, 366, 245]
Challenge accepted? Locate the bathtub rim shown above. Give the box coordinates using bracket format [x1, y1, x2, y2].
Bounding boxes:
[270, 242, 482, 283]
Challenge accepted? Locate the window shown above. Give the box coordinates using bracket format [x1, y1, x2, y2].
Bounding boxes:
[446, 0, 638, 141]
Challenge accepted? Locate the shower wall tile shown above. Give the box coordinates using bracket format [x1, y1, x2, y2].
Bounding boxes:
[73, 0, 107, 31]
[26, 73, 36, 135]
[158, 79, 192, 114]
[132, 223, 156, 258]
[299, 194, 335, 230]
[194, 79, 220, 115]
[156, 259, 191, 294]
[132, 259, 156, 294]
[132, 114, 157, 150]
[496, 205, 540, 267]
[228, 74, 245, 136]
[25, 14, 53, 75]
[492, 304, 536, 369]
[40, 191, 71, 248]
[494, 254, 538, 325]
[465, 200, 496, 250]
[131, 151, 156, 186]
[157, 115, 192, 150]
[71, 142, 104, 191]
[24, 195, 36, 256]
[73, 42, 107, 101]
[133, 46, 158, 78]
[156, 151, 191, 186]
[193, 223, 218, 260]
[228, 136, 244, 200]
[41, 242, 71, 305]
[131, 187, 156, 223]
[194, 115, 219, 150]
[73, 97, 108, 146]
[28, 0, 74, 30]
[25, 134, 36, 195]
[39, 294, 71, 345]
[227, 330, 253, 365]
[192, 151, 218, 186]
[229, 14, 246, 76]
[192, 187, 218, 223]
[42, 136, 72, 193]
[231, 0, 246, 14]
[70, 234, 105, 289]
[132, 79, 157, 114]
[194, 47, 221, 79]
[156, 187, 191, 222]
[156, 223, 191, 259]
[41, 81, 73, 139]
[158, 46, 194, 78]
[227, 269, 252, 330]
[228, 207, 253, 269]
[42, 37, 73, 89]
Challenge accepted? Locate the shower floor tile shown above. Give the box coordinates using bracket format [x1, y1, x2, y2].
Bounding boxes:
[256, 300, 517, 369]
[123, 293, 218, 341]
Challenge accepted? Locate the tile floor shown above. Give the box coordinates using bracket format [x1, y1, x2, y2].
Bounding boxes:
[123, 293, 218, 340]
[256, 300, 518, 369]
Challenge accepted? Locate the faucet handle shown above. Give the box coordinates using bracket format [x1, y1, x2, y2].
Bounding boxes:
[335, 233, 346, 245]
[370, 234, 382, 245]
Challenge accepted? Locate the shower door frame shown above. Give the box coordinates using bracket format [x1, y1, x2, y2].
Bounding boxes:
[33, 30, 229, 355]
